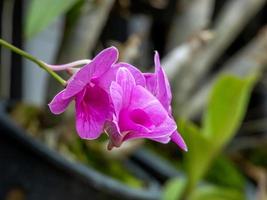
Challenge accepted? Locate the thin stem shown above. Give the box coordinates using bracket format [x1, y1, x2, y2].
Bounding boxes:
[0, 39, 66, 86]
[43, 59, 91, 71]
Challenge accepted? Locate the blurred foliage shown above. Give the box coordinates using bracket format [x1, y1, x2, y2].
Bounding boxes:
[188, 184, 245, 200]
[205, 155, 245, 190]
[202, 75, 257, 147]
[162, 177, 187, 200]
[25, 0, 78, 38]
[163, 74, 257, 200]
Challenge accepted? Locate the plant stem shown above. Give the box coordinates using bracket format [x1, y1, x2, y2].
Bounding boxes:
[0, 39, 66, 86]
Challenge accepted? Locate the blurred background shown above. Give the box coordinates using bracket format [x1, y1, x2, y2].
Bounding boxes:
[0, 0, 267, 200]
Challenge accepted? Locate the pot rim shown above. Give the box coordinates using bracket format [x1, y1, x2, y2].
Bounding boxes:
[0, 100, 161, 200]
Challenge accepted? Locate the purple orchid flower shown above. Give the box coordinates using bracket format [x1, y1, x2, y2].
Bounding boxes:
[104, 67, 177, 150]
[49, 47, 146, 141]
[144, 52, 187, 151]
[49, 47, 119, 140]
[48, 46, 186, 151]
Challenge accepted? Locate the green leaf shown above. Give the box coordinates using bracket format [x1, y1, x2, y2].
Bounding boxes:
[205, 155, 245, 190]
[25, 0, 78, 38]
[189, 185, 245, 200]
[162, 177, 187, 200]
[203, 74, 257, 148]
[179, 74, 257, 193]
[179, 119, 212, 192]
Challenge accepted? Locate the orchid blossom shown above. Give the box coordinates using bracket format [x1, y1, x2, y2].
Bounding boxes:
[48, 47, 186, 151]
[105, 67, 177, 150]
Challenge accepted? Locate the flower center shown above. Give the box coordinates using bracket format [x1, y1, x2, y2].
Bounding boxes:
[129, 109, 153, 127]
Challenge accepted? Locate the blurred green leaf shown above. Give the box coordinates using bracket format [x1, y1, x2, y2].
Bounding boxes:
[203, 74, 257, 147]
[162, 177, 187, 200]
[206, 155, 245, 190]
[25, 0, 78, 38]
[179, 74, 257, 193]
[179, 119, 211, 193]
[189, 185, 245, 200]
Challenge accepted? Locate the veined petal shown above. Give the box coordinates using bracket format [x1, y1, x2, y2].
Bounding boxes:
[171, 131, 188, 151]
[95, 66, 117, 92]
[116, 67, 136, 107]
[144, 72, 158, 97]
[63, 47, 119, 99]
[114, 62, 146, 87]
[64, 75, 91, 100]
[97, 62, 146, 93]
[75, 85, 110, 139]
[149, 115, 177, 136]
[154, 51, 172, 111]
[48, 90, 72, 114]
[91, 46, 119, 78]
[110, 81, 123, 116]
[156, 67, 172, 111]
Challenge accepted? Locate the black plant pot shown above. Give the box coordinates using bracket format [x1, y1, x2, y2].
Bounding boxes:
[0, 102, 161, 200]
[131, 148, 182, 183]
[130, 150, 183, 198]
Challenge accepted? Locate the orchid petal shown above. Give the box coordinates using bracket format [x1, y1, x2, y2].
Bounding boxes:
[144, 52, 172, 111]
[95, 66, 117, 92]
[118, 108, 151, 134]
[171, 131, 188, 151]
[114, 62, 146, 87]
[48, 90, 72, 114]
[63, 47, 118, 99]
[116, 67, 136, 107]
[75, 85, 110, 139]
[110, 81, 123, 116]
[120, 85, 176, 140]
[91, 46, 119, 78]
[130, 85, 168, 125]
[150, 136, 171, 144]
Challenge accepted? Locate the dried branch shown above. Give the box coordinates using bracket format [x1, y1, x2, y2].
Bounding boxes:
[166, 0, 214, 50]
[180, 27, 267, 118]
[57, 0, 115, 62]
[174, 0, 267, 108]
[118, 34, 142, 63]
[162, 30, 214, 80]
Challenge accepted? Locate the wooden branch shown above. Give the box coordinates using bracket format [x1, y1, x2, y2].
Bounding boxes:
[174, 0, 267, 108]
[180, 26, 267, 118]
[56, 0, 115, 62]
[162, 30, 214, 80]
[166, 0, 214, 51]
[119, 34, 142, 64]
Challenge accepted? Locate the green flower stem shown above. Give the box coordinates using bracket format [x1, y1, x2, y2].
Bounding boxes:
[0, 39, 66, 86]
